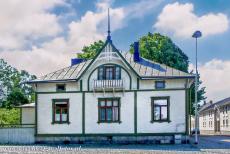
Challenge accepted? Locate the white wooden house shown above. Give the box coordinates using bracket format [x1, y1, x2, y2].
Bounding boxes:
[27, 14, 194, 143]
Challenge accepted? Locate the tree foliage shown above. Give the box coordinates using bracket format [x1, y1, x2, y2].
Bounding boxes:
[130, 32, 189, 72]
[2, 88, 29, 109]
[0, 108, 20, 124]
[77, 40, 104, 59]
[0, 59, 36, 107]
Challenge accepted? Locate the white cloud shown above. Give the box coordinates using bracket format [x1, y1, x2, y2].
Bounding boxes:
[0, 0, 66, 49]
[190, 59, 230, 102]
[154, 2, 229, 38]
[0, 0, 162, 76]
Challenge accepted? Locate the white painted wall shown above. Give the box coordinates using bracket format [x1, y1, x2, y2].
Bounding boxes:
[22, 108, 35, 124]
[37, 93, 82, 134]
[220, 105, 230, 131]
[137, 90, 186, 133]
[199, 110, 215, 131]
[36, 82, 79, 92]
[85, 92, 134, 134]
[139, 79, 186, 90]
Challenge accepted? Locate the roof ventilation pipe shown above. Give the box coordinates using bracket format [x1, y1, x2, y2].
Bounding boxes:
[134, 41, 140, 62]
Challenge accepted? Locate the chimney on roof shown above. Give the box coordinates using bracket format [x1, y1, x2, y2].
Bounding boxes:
[203, 100, 206, 105]
[134, 41, 140, 62]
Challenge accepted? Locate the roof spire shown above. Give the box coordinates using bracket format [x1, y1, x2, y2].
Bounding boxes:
[107, 8, 111, 41]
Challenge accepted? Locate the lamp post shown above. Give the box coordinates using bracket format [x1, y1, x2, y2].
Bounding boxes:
[192, 30, 202, 144]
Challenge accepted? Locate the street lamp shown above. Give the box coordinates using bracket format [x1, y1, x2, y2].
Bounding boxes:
[192, 30, 202, 144]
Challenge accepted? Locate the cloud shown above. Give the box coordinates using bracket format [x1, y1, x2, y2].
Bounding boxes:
[189, 59, 230, 102]
[0, 0, 66, 50]
[154, 2, 229, 38]
[0, 0, 162, 76]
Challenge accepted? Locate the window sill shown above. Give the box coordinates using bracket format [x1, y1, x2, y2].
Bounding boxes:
[51, 121, 70, 125]
[150, 120, 171, 123]
[97, 121, 121, 124]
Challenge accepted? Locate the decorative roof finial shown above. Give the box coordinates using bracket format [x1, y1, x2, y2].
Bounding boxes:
[107, 8, 111, 41]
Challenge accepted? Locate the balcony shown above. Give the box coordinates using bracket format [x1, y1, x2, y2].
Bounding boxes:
[93, 79, 124, 92]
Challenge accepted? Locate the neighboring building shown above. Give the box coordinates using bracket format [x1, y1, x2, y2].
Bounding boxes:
[25, 15, 195, 144]
[199, 97, 230, 135]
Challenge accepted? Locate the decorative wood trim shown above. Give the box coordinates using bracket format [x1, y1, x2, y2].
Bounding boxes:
[134, 91, 137, 134]
[82, 92, 85, 134]
[20, 108, 22, 124]
[87, 63, 132, 91]
[80, 80, 83, 91]
[35, 92, 38, 135]
[137, 78, 139, 90]
[36, 88, 188, 94]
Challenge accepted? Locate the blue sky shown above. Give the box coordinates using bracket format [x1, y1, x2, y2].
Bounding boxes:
[0, 0, 229, 101]
[54, 0, 230, 63]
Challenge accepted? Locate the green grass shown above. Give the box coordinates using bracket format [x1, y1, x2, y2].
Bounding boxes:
[0, 108, 20, 124]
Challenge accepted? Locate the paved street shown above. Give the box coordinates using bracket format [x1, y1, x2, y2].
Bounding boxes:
[0, 136, 229, 154]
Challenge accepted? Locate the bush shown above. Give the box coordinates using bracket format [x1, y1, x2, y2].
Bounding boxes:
[0, 108, 20, 124]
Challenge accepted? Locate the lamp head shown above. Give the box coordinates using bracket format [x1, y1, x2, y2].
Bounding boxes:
[192, 30, 202, 38]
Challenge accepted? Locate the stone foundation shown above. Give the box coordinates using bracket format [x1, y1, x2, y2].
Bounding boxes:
[36, 135, 189, 145]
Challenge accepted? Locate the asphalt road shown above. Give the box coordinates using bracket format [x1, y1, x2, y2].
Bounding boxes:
[0, 135, 229, 154]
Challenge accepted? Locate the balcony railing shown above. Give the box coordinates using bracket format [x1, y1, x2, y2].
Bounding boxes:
[93, 79, 124, 90]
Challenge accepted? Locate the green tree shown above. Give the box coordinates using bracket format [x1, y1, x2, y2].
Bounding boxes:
[78, 40, 104, 59]
[130, 32, 189, 72]
[2, 88, 29, 109]
[0, 59, 36, 107]
[0, 108, 20, 124]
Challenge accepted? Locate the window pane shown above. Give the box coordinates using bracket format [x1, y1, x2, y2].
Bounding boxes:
[62, 113, 67, 122]
[105, 67, 113, 80]
[115, 67, 121, 79]
[55, 113, 60, 121]
[107, 100, 112, 106]
[55, 107, 61, 114]
[113, 107, 119, 121]
[62, 108, 68, 114]
[154, 106, 160, 120]
[161, 106, 168, 120]
[100, 108, 106, 121]
[113, 100, 118, 106]
[154, 99, 167, 106]
[57, 85, 65, 91]
[98, 67, 104, 80]
[155, 81, 165, 89]
[106, 108, 112, 121]
[100, 100, 105, 106]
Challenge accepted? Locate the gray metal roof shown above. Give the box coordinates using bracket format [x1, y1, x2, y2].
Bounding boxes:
[30, 60, 92, 83]
[199, 97, 230, 113]
[122, 52, 194, 78]
[28, 41, 194, 83]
